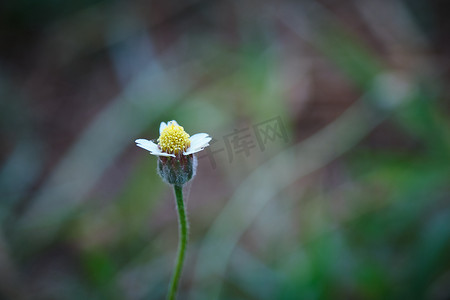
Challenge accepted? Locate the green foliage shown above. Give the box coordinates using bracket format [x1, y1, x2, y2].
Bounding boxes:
[0, 0, 449, 299]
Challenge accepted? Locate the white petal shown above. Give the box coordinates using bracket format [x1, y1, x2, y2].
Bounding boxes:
[168, 120, 179, 126]
[135, 139, 175, 157]
[189, 141, 211, 152]
[189, 133, 212, 149]
[135, 139, 159, 152]
[190, 133, 209, 143]
[189, 133, 209, 141]
[159, 122, 167, 134]
[184, 146, 208, 155]
[184, 135, 211, 155]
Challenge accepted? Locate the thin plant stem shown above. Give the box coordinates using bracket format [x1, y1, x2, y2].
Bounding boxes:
[167, 185, 188, 300]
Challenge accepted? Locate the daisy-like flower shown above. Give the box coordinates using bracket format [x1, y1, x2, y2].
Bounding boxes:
[135, 120, 211, 158]
[135, 120, 211, 186]
[135, 121, 211, 299]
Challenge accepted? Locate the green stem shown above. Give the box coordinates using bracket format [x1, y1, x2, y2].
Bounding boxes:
[167, 185, 188, 300]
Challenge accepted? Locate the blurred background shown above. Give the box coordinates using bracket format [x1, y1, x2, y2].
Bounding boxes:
[1, 0, 450, 299]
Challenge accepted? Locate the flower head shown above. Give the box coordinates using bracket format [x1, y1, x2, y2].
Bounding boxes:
[135, 120, 211, 185]
[135, 120, 211, 158]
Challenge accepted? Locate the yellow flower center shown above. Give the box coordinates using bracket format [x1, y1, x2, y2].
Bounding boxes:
[158, 123, 191, 154]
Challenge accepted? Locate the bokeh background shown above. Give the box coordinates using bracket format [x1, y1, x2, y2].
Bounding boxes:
[1, 0, 450, 299]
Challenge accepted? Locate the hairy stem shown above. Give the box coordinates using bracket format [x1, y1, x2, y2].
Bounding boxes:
[167, 185, 188, 300]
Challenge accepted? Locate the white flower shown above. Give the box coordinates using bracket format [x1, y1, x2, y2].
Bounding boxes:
[135, 120, 212, 157]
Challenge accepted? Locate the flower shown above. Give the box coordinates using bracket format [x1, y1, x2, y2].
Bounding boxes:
[135, 120, 212, 186]
[135, 120, 212, 157]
